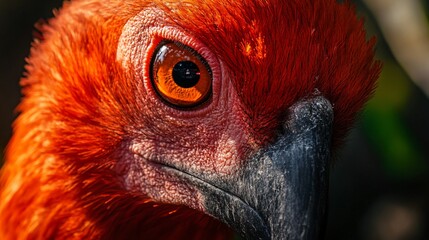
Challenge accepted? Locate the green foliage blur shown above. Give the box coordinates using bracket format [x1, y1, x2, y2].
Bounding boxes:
[326, 1, 429, 239]
[363, 61, 428, 179]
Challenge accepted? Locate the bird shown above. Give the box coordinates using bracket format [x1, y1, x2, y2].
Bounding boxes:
[0, 0, 381, 239]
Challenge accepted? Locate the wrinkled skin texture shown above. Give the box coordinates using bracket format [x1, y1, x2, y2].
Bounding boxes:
[0, 0, 380, 239]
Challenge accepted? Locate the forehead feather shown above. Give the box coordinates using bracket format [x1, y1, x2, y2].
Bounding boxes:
[152, 0, 380, 144]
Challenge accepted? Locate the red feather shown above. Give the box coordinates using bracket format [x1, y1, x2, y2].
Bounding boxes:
[0, 0, 380, 239]
[158, 0, 381, 145]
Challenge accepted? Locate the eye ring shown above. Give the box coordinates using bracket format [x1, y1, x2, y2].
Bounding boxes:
[150, 40, 213, 109]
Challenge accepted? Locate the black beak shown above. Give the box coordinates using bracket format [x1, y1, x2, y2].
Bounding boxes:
[168, 96, 333, 239]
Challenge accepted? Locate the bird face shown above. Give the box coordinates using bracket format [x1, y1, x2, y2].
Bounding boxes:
[0, 0, 380, 239]
[115, 6, 333, 239]
[117, 6, 260, 204]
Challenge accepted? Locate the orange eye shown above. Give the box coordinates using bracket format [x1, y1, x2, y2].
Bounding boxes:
[150, 41, 212, 108]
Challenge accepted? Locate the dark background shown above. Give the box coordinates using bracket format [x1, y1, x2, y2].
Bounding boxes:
[1, 1, 428, 239]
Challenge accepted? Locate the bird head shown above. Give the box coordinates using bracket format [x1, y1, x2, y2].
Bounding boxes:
[0, 0, 380, 239]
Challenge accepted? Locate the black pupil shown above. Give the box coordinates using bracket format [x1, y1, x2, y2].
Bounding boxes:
[172, 61, 200, 88]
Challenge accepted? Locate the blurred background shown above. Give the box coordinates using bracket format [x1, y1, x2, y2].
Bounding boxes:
[0, 0, 428, 239]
